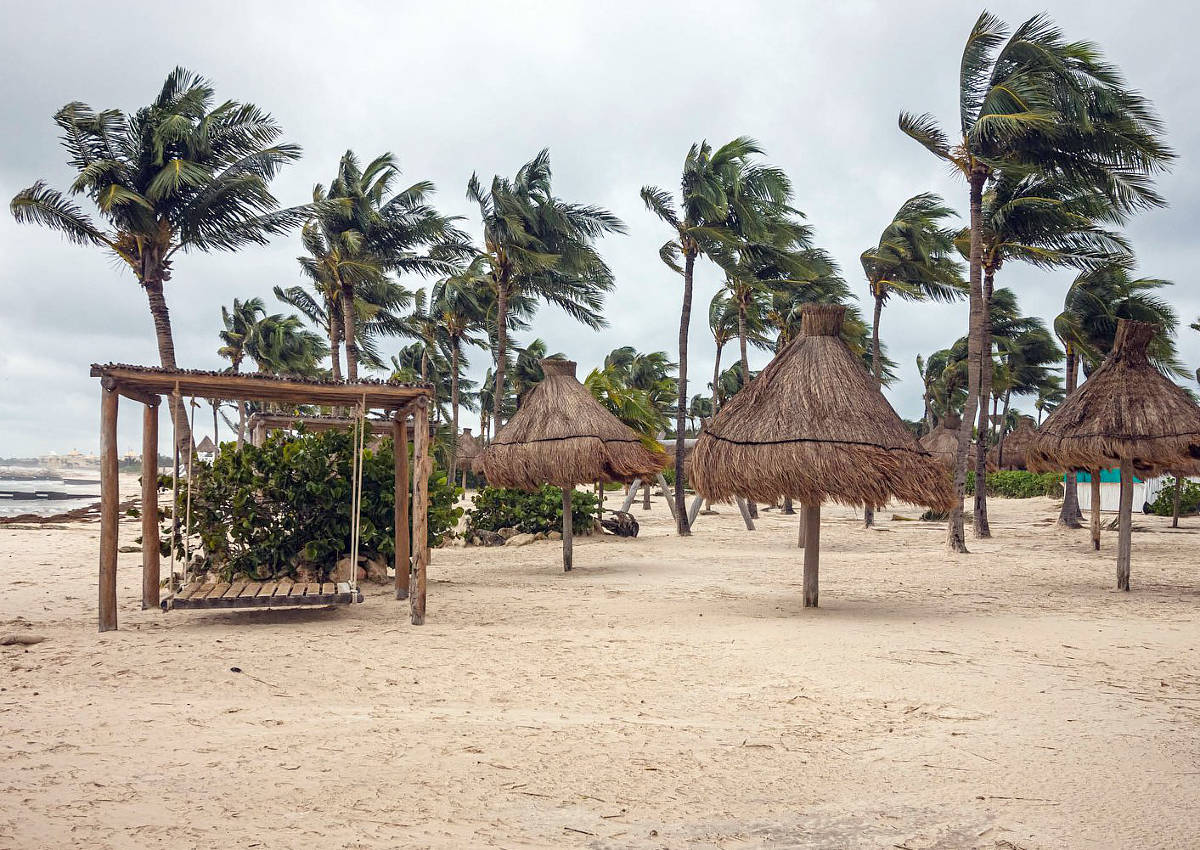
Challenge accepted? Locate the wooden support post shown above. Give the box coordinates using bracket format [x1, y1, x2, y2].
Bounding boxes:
[656, 473, 677, 520]
[797, 505, 806, 548]
[409, 401, 430, 624]
[735, 496, 755, 531]
[1090, 469, 1102, 551]
[394, 412, 410, 601]
[643, 481, 651, 511]
[687, 494, 704, 526]
[99, 385, 119, 632]
[562, 486, 573, 572]
[620, 479, 641, 513]
[141, 400, 160, 610]
[1116, 460, 1133, 591]
[597, 481, 605, 521]
[803, 502, 821, 607]
[462, 469, 467, 491]
[1172, 474, 1183, 529]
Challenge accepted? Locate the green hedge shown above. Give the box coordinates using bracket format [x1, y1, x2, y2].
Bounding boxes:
[166, 429, 461, 581]
[467, 485, 598, 535]
[966, 470, 1063, 499]
[1148, 477, 1200, 517]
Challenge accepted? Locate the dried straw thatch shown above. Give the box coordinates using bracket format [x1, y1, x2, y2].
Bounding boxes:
[1026, 319, 1200, 592]
[988, 417, 1038, 471]
[456, 428, 483, 463]
[476, 359, 668, 490]
[690, 305, 954, 512]
[918, 414, 975, 472]
[194, 436, 216, 454]
[1026, 320, 1200, 477]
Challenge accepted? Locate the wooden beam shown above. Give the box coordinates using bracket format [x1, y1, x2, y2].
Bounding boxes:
[141, 401, 160, 610]
[1090, 470, 1102, 551]
[619, 479, 642, 513]
[99, 386, 119, 632]
[687, 494, 704, 526]
[655, 473, 676, 520]
[101, 377, 160, 408]
[562, 486, 574, 571]
[803, 503, 821, 608]
[1117, 460, 1133, 591]
[394, 413, 410, 601]
[409, 399, 430, 624]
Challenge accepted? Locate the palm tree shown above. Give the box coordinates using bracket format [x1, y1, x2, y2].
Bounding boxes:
[642, 137, 792, 533]
[602, 347, 678, 426]
[10, 67, 308, 446]
[296, 150, 465, 380]
[1033, 376, 1066, 425]
[861, 193, 964, 384]
[688, 395, 713, 432]
[707, 293, 742, 416]
[219, 297, 266, 446]
[900, 11, 1172, 551]
[468, 150, 624, 428]
[432, 261, 490, 480]
[510, 339, 564, 408]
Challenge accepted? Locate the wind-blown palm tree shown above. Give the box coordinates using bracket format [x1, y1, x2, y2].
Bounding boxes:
[642, 137, 793, 533]
[294, 150, 465, 380]
[432, 261, 490, 480]
[10, 67, 308, 446]
[861, 193, 964, 384]
[900, 11, 1172, 551]
[963, 171, 1129, 535]
[468, 150, 624, 427]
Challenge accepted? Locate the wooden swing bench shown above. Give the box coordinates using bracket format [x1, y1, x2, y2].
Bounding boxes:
[163, 579, 363, 611]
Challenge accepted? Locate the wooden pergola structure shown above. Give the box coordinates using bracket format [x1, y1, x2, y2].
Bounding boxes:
[91, 364, 435, 632]
[246, 412, 420, 446]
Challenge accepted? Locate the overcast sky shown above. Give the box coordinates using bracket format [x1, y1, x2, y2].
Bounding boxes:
[1, 0, 1196, 457]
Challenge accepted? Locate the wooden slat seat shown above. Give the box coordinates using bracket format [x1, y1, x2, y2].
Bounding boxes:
[161, 578, 363, 610]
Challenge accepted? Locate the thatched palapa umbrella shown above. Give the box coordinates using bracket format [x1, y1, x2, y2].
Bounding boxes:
[988, 416, 1037, 471]
[1027, 319, 1200, 591]
[475, 359, 667, 570]
[691, 304, 954, 607]
[920, 413, 966, 471]
[455, 428, 482, 489]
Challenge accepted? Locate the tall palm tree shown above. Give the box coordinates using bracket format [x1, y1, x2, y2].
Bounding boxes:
[468, 149, 624, 427]
[963, 171, 1129, 535]
[10, 67, 308, 446]
[642, 137, 792, 533]
[297, 150, 465, 380]
[432, 261, 490, 480]
[219, 297, 266, 446]
[861, 193, 964, 384]
[900, 11, 1172, 551]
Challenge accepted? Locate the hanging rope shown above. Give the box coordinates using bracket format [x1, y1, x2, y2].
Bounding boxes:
[184, 397, 197, 591]
[345, 395, 367, 594]
[168, 384, 181, 607]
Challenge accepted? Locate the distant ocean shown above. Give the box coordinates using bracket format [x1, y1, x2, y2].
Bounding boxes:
[0, 475, 102, 519]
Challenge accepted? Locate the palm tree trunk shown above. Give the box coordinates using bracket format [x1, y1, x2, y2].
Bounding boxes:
[341, 284, 358, 381]
[973, 269, 995, 538]
[1057, 345, 1083, 528]
[711, 342, 723, 416]
[737, 306, 758, 520]
[492, 285, 508, 429]
[948, 168, 988, 553]
[328, 311, 343, 382]
[870, 289, 884, 383]
[143, 277, 193, 451]
[449, 340, 460, 484]
[674, 249, 695, 536]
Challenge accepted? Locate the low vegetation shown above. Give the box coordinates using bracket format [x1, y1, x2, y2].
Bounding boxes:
[467, 485, 597, 536]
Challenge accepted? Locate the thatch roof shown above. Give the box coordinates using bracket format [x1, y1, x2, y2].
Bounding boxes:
[690, 304, 954, 510]
[918, 414, 973, 472]
[194, 436, 216, 454]
[456, 428, 483, 462]
[988, 417, 1037, 471]
[1027, 319, 1200, 476]
[475, 359, 668, 490]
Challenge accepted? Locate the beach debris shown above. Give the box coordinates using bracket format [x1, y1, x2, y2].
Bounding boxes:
[601, 511, 639, 537]
[0, 633, 48, 646]
[505, 533, 537, 547]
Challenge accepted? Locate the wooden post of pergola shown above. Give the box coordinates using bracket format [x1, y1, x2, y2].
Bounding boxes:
[409, 397, 431, 625]
[91, 364, 432, 631]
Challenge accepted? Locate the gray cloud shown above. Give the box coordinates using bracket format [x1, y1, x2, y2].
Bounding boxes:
[1, 0, 1197, 456]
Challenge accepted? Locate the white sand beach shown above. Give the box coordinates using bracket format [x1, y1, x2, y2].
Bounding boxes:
[1, 494, 1197, 849]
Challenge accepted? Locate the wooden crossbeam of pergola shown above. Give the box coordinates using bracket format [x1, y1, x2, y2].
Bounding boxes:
[245, 412, 416, 447]
[90, 364, 434, 632]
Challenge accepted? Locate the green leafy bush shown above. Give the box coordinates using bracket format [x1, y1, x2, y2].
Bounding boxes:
[1148, 477, 1200, 517]
[166, 430, 461, 581]
[467, 485, 598, 535]
[966, 470, 1063, 499]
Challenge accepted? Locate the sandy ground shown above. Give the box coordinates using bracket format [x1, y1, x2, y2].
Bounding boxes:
[1, 488, 1198, 849]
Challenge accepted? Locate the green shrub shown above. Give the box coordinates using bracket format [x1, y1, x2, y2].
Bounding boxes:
[1148, 477, 1200, 517]
[467, 485, 598, 535]
[165, 430, 461, 581]
[965, 470, 1063, 499]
